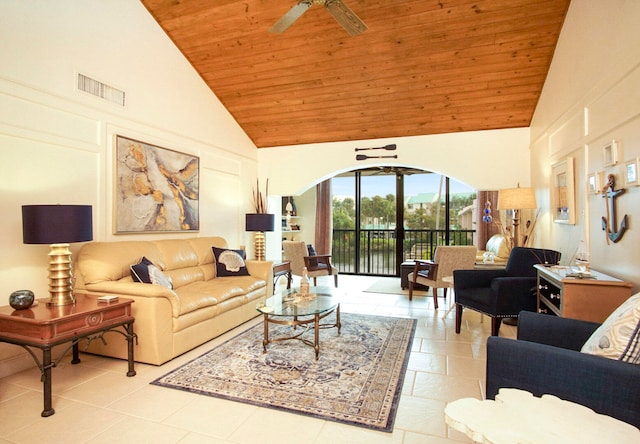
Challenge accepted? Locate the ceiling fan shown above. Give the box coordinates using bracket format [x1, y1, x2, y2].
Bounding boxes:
[269, 0, 368, 36]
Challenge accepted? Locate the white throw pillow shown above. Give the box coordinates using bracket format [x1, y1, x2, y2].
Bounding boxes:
[581, 293, 640, 363]
[148, 264, 174, 290]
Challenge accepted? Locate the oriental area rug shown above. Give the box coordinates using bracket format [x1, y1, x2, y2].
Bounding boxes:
[151, 313, 416, 432]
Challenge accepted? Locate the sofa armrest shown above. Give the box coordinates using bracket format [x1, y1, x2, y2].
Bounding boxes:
[83, 281, 181, 317]
[517, 311, 600, 350]
[245, 260, 273, 295]
[486, 336, 640, 428]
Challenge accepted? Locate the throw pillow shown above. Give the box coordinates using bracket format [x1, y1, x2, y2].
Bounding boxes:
[130, 256, 154, 283]
[307, 244, 318, 268]
[147, 264, 174, 289]
[581, 293, 640, 363]
[130, 256, 173, 289]
[212, 247, 249, 276]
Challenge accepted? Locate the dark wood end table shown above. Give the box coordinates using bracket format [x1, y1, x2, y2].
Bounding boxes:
[0, 293, 136, 417]
[273, 260, 292, 290]
[400, 261, 429, 290]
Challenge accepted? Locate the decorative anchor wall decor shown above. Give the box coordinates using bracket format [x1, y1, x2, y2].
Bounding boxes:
[601, 174, 628, 244]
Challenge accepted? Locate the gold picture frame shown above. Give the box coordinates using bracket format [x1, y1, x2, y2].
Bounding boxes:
[552, 157, 576, 224]
[114, 135, 200, 233]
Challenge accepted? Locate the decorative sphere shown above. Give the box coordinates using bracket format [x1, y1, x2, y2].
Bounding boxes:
[9, 290, 35, 310]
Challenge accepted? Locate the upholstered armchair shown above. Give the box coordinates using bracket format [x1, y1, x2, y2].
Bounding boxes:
[408, 245, 477, 307]
[486, 311, 640, 428]
[282, 240, 338, 287]
[453, 247, 561, 336]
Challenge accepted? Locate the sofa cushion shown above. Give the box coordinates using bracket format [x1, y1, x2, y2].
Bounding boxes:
[581, 293, 640, 363]
[212, 247, 249, 276]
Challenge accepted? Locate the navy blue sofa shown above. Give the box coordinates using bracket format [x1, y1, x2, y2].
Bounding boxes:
[486, 311, 640, 428]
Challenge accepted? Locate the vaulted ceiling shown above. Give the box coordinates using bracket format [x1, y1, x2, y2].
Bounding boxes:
[141, 0, 570, 148]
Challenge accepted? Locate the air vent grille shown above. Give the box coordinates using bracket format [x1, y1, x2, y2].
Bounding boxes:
[77, 73, 125, 106]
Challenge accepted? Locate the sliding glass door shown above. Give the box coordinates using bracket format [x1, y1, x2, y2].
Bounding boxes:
[332, 168, 476, 277]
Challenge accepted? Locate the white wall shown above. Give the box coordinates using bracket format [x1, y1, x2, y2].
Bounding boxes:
[0, 0, 260, 377]
[530, 0, 640, 290]
[260, 127, 532, 196]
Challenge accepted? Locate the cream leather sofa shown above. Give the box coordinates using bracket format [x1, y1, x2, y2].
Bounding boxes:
[74, 237, 272, 365]
[476, 234, 510, 266]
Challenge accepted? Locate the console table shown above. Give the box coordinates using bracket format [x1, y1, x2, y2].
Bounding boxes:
[0, 293, 136, 417]
[535, 265, 632, 323]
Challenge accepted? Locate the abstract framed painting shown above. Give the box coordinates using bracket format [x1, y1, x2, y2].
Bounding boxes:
[114, 135, 199, 233]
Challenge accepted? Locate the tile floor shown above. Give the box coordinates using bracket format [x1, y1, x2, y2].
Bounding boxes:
[0, 275, 515, 443]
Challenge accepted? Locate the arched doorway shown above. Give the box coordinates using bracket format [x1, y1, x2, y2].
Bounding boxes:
[331, 167, 477, 277]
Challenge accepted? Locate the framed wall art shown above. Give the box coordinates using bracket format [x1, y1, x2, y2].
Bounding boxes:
[625, 158, 639, 187]
[551, 157, 576, 224]
[115, 135, 199, 233]
[603, 140, 618, 167]
[587, 172, 600, 194]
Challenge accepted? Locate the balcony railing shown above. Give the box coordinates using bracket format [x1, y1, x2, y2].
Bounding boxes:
[332, 228, 476, 276]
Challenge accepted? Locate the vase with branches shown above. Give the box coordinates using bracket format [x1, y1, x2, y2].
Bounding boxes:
[246, 179, 274, 261]
[252, 178, 269, 214]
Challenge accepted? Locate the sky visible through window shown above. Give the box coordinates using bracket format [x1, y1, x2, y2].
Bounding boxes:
[332, 172, 475, 199]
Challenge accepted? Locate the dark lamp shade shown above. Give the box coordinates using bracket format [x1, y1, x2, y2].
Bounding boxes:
[245, 213, 275, 232]
[22, 205, 93, 244]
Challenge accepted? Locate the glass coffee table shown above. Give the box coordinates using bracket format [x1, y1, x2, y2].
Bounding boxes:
[257, 286, 340, 360]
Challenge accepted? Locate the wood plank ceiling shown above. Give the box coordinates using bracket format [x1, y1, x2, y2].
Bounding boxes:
[141, 0, 570, 148]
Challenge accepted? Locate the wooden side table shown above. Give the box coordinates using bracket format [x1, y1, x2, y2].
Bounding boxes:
[273, 260, 292, 290]
[400, 261, 429, 290]
[0, 293, 136, 417]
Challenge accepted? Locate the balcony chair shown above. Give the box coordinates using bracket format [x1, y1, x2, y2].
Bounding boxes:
[486, 310, 640, 428]
[282, 240, 338, 287]
[408, 245, 477, 307]
[453, 247, 561, 336]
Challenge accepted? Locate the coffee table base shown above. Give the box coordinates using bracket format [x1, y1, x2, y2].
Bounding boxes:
[262, 304, 341, 360]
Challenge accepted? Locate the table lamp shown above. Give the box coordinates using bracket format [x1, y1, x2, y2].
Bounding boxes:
[245, 213, 274, 261]
[497, 186, 537, 248]
[22, 204, 93, 306]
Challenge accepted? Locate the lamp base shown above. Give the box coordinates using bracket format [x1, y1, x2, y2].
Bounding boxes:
[47, 243, 76, 306]
[254, 231, 266, 261]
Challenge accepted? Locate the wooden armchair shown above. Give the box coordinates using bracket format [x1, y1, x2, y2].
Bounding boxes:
[282, 241, 338, 287]
[408, 245, 477, 307]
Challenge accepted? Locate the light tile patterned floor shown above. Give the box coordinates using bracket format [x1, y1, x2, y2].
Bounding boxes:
[0, 275, 515, 443]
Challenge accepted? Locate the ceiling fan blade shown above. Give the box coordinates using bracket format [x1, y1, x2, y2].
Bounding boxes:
[325, 0, 368, 36]
[269, 1, 313, 34]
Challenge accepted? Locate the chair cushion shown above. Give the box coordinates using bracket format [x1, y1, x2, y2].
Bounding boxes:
[212, 247, 249, 277]
[581, 293, 640, 363]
